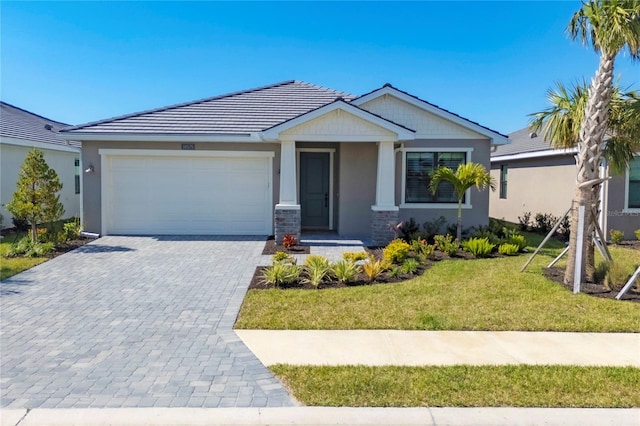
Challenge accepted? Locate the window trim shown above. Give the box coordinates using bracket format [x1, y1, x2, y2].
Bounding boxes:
[499, 164, 508, 199]
[74, 158, 80, 194]
[624, 154, 640, 211]
[399, 147, 473, 209]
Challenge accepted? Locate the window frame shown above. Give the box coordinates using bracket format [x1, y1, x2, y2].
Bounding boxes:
[74, 158, 80, 194]
[624, 154, 640, 211]
[400, 147, 474, 209]
[499, 164, 508, 199]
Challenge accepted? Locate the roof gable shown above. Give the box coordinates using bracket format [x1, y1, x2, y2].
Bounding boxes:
[351, 85, 509, 144]
[262, 100, 415, 142]
[0, 102, 79, 147]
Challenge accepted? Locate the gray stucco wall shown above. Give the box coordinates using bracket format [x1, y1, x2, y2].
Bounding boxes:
[606, 174, 639, 239]
[80, 141, 280, 235]
[489, 155, 576, 224]
[337, 142, 377, 237]
[398, 139, 492, 234]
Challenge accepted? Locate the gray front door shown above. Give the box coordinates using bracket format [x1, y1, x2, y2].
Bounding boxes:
[300, 152, 330, 228]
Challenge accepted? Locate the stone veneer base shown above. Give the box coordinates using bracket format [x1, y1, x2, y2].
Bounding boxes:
[274, 207, 301, 245]
[371, 208, 400, 246]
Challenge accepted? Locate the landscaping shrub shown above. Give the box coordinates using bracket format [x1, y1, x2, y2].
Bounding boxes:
[383, 239, 411, 264]
[12, 216, 30, 232]
[635, 229, 640, 240]
[282, 234, 297, 248]
[422, 216, 447, 242]
[273, 251, 293, 263]
[400, 218, 421, 242]
[389, 266, 401, 278]
[7, 236, 55, 258]
[260, 262, 302, 287]
[332, 259, 360, 284]
[411, 239, 435, 261]
[517, 212, 531, 231]
[604, 261, 632, 291]
[609, 229, 624, 245]
[462, 238, 495, 258]
[401, 258, 420, 275]
[433, 234, 459, 256]
[498, 243, 520, 256]
[63, 219, 81, 240]
[362, 257, 384, 282]
[302, 255, 332, 287]
[343, 251, 368, 262]
[469, 228, 501, 245]
[533, 212, 558, 235]
[507, 235, 528, 252]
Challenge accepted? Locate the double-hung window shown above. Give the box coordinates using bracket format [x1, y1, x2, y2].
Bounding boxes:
[499, 165, 508, 199]
[405, 151, 466, 204]
[627, 156, 640, 209]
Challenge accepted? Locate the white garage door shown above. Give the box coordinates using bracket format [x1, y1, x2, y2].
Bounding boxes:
[101, 150, 273, 235]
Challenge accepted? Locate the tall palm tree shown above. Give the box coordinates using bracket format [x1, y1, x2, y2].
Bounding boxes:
[429, 162, 495, 241]
[530, 81, 640, 280]
[564, 0, 640, 286]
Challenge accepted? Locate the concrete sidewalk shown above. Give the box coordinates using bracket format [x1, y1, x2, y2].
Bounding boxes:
[235, 330, 640, 366]
[2, 407, 639, 426]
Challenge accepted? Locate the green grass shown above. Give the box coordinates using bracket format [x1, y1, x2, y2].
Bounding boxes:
[0, 232, 47, 281]
[236, 244, 640, 331]
[271, 365, 640, 407]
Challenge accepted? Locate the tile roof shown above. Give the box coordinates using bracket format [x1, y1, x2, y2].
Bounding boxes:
[64, 81, 355, 135]
[0, 102, 79, 148]
[492, 126, 571, 157]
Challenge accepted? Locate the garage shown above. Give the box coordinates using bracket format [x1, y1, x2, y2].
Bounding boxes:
[100, 150, 274, 235]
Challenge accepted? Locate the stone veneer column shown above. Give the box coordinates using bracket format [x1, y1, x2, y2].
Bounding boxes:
[275, 139, 301, 244]
[371, 140, 399, 246]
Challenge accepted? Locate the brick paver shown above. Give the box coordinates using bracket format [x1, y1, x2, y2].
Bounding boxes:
[0, 236, 294, 409]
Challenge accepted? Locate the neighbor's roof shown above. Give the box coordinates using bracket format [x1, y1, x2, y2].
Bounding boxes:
[0, 102, 79, 148]
[63, 81, 355, 135]
[492, 126, 575, 158]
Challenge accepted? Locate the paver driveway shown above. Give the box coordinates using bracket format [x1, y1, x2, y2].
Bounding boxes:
[0, 236, 294, 409]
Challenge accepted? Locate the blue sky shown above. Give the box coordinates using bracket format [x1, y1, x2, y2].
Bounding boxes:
[2, 1, 638, 134]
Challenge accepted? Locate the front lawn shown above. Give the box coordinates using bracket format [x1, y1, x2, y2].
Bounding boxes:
[236, 245, 640, 332]
[0, 233, 47, 281]
[271, 365, 640, 408]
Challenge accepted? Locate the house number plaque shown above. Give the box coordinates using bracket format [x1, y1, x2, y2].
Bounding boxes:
[181, 144, 195, 150]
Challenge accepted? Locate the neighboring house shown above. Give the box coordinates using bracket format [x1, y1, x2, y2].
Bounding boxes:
[0, 102, 81, 229]
[60, 81, 509, 245]
[489, 126, 639, 239]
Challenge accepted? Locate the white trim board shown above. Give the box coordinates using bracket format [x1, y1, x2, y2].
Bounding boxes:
[0, 136, 81, 153]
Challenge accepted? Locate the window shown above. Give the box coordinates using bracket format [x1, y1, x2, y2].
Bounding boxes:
[74, 158, 80, 194]
[405, 152, 466, 204]
[627, 156, 640, 209]
[500, 165, 508, 199]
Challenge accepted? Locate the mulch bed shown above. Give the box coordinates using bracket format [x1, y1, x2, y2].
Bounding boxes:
[2, 230, 91, 259]
[261, 235, 310, 255]
[543, 267, 640, 303]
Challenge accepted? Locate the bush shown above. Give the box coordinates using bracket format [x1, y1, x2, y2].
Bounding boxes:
[343, 251, 368, 262]
[603, 261, 632, 291]
[63, 219, 81, 241]
[30, 241, 55, 257]
[434, 234, 459, 256]
[400, 218, 421, 242]
[12, 216, 30, 232]
[302, 255, 332, 287]
[411, 240, 435, 261]
[422, 216, 447, 242]
[517, 212, 531, 231]
[332, 259, 360, 284]
[273, 251, 292, 263]
[469, 228, 501, 245]
[533, 212, 558, 235]
[635, 229, 640, 241]
[282, 234, 297, 248]
[498, 243, 520, 256]
[462, 238, 495, 258]
[609, 229, 624, 245]
[401, 258, 420, 275]
[7, 237, 55, 257]
[362, 257, 384, 282]
[8, 236, 33, 256]
[260, 262, 302, 287]
[506, 235, 528, 252]
[383, 239, 411, 264]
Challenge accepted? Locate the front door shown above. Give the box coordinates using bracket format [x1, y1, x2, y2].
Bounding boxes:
[300, 152, 330, 228]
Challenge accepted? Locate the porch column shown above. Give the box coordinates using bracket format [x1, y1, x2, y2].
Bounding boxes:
[275, 138, 301, 244]
[371, 140, 399, 246]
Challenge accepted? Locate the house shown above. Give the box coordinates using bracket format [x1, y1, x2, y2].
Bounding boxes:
[489, 126, 639, 239]
[60, 81, 509, 245]
[0, 102, 81, 229]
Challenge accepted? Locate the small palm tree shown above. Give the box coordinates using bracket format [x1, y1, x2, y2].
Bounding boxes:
[429, 162, 495, 241]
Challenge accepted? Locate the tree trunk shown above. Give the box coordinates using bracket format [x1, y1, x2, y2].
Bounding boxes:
[30, 222, 38, 244]
[456, 200, 462, 241]
[564, 53, 615, 286]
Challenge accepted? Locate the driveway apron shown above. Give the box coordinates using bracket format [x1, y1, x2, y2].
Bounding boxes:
[0, 236, 294, 409]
